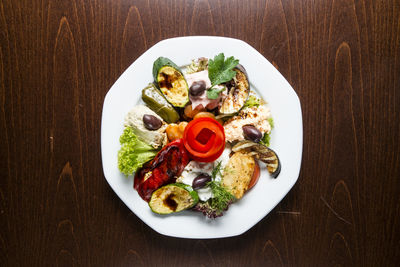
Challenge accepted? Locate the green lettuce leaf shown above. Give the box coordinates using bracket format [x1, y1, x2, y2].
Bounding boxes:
[118, 127, 158, 176]
[243, 95, 261, 108]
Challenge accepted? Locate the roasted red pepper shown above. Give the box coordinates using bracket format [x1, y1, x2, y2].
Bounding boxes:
[134, 139, 189, 201]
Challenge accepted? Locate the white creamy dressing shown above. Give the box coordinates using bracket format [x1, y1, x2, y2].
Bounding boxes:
[184, 70, 226, 110]
[177, 145, 231, 201]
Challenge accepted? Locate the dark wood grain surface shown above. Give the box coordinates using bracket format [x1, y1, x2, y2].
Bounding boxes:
[1, 0, 399, 266]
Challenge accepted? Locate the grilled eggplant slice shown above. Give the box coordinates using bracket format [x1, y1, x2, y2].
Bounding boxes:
[153, 57, 189, 107]
[219, 64, 250, 115]
[149, 183, 199, 214]
[232, 140, 281, 178]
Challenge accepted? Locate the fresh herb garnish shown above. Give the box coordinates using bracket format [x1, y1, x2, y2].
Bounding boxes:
[211, 161, 223, 179]
[207, 53, 239, 99]
[203, 161, 235, 215]
[207, 180, 235, 213]
[207, 87, 225, 100]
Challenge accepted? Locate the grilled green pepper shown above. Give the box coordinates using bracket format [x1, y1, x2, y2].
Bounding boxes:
[153, 57, 189, 107]
[142, 83, 180, 123]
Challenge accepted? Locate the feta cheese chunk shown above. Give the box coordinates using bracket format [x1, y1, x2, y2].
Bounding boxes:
[177, 145, 232, 201]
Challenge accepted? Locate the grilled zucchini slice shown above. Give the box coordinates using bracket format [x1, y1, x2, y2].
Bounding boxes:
[153, 57, 189, 107]
[149, 183, 199, 214]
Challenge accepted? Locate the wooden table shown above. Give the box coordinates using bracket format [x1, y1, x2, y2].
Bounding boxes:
[1, 0, 399, 266]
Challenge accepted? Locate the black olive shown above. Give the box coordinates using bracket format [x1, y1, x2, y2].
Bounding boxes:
[189, 81, 206, 96]
[192, 173, 211, 190]
[242, 125, 262, 143]
[143, 114, 162, 130]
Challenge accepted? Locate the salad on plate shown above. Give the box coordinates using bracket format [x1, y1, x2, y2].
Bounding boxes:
[118, 53, 281, 218]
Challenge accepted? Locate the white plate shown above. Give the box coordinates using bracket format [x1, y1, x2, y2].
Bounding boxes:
[101, 36, 302, 239]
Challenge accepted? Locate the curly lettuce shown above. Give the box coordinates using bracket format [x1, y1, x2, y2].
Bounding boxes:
[118, 127, 159, 176]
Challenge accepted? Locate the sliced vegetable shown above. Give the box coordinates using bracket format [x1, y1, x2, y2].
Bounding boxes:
[142, 83, 180, 123]
[183, 117, 225, 162]
[134, 139, 190, 201]
[219, 64, 250, 115]
[232, 140, 281, 178]
[221, 151, 256, 199]
[149, 183, 199, 214]
[153, 57, 189, 107]
[248, 160, 260, 190]
[118, 127, 159, 176]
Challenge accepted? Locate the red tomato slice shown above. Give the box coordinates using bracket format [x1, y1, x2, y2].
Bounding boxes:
[247, 160, 260, 190]
[183, 117, 225, 162]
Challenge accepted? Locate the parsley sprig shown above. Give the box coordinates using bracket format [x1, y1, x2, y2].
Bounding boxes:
[207, 53, 239, 99]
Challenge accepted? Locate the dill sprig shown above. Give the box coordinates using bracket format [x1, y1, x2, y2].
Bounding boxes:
[206, 161, 235, 214]
[211, 161, 223, 179]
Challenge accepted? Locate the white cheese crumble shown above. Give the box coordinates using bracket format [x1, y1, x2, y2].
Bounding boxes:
[176, 145, 231, 201]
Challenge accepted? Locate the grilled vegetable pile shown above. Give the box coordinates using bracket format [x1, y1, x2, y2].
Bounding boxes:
[117, 53, 280, 218]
